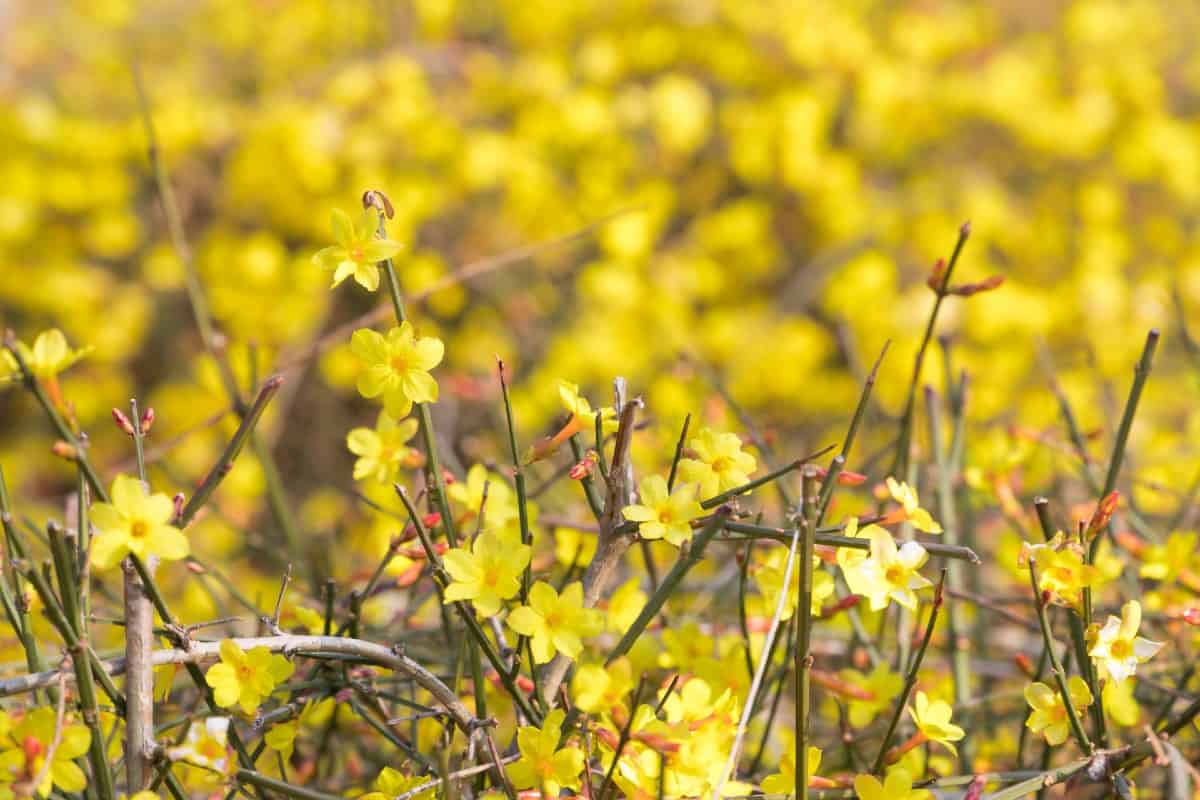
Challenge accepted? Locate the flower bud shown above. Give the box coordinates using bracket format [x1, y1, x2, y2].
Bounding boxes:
[112, 407, 136, 436]
[51, 440, 77, 461]
[139, 406, 156, 434]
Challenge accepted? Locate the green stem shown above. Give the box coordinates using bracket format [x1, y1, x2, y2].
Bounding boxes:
[372, 207, 458, 548]
[871, 570, 947, 774]
[605, 511, 732, 664]
[1027, 562, 1093, 755]
[892, 224, 970, 478]
[795, 469, 818, 800]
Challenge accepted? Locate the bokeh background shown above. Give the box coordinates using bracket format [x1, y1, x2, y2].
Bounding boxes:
[3, 0, 1200, 612]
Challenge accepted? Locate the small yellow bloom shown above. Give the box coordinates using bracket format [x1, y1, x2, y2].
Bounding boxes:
[351, 322, 443, 419]
[506, 580, 603, 663]
[571, 658, 635, 714]
[264, 698, 334, 761]
[606, 577, 647, 634]
[754, 548, 835, 620]
[3, 329, 93, 386]
[840, 663, 904, 728]
[845, 528, 931, 611]
[1089, 600, 1164, 683]
[1025, 676, 1093, 746]
[1139, 531, 1197, 583]
[0, 707, 92, 797]
[761, 746, 821, 794]
[507, 709, 586, 796]
[677, 428, 757, 499]
[886, 477, 943, 534]
[441, 531, 531, 617]
[359, 767, 434, 800]
[346, 412, 421, 483]
[559, 380, 619, 435]
[622, 475, 703, 546]
[166, 717, 231, 772]
[553, 526, 597, 568]
[853, 769, 932, 800]
[89, 474, 189, 571]
[205, 640, 295, 714]
[1033, 539, 1103, 612]
[907, 691, 965, 756]
[312, 208, 404, 292]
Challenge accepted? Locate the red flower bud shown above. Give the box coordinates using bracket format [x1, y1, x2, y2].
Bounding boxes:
[422, 512, 442, 529]
[1014, 652, 1035, 678]
[1085, 491, 1119, 540]
[112, 408, 136, 436]
[946, 275, 1005, 297]
[1182, 607, 1200, 626]
[139, 406, 156, 434]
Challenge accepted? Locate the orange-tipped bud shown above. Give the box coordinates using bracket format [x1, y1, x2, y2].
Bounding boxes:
[820, 594, 863, 619]
[1182, 607, 1200, 626]
[422, 512, 442, 530]
[946, 275, 1005, 296]
[441, 468, 456, 485]
[139, 406, 156, 434]
[927, 258, 948, 292]
[811, 668, 875, 701]
[1085, 491, 1119, 540]
[812, 466, 867, 486]
[51, 440, 77, 461]
[1014, 652, 1035, 678]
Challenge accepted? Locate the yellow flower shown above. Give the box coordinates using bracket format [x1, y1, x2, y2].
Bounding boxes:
[89, 474, 189, 571]
[507, 709, 585, 796]
[761, 745, 821, 794]
[1088, 600, 1164, 683]
[622, 475, 703, 546]
[853, 769, 932, 800]
[554, 526, 597, 568]
[1033, 539, 1103, 612]
[312, 208, 404, 292]
[755, 548, 835, 620]
[5, 329, 93, 384]
[571, 658, 635, 714]
[558, 380, 619, 435]
[506, 580, 603, 663]
[351, 322, 443, 419]
[606, 576, 647, 634]
[346, 412, 421, 483]
[907, 691, 965, 756]
[1025, 676, 1093, 746]
[840, 663, 904, 728]
[1139, 531, 1197, 583]
[845, 528, 932, 611]
[359, 767, 434, 800]
[0, 707, 91, 797]
[885, 477, 943, 534]
[205, 640, 295, 714]
[447, 464, 524, 537]
[264, 697, 334, 760]
[165, 717, 230, 772]
[677, 428, 757, 498]
[441, 530, 531, 617]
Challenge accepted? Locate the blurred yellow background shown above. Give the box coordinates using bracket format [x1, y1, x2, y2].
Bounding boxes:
[3, 0, 1200, 598]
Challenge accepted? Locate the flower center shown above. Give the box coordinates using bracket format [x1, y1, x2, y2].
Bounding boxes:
[482, 568, 500, 588]
[884, 564, 905, 585]
[237, 663, 255, 681]
[350, 246, 365, 262]
[130, 519, 149, 539]
[1110, 638, 1133, 660]
[711, 456, 731, 473]
[390, 355, 409, 373]
[657, 509, 674, 524]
